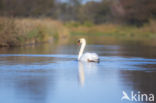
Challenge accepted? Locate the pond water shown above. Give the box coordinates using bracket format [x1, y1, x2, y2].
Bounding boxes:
[0, 37, 156, 103]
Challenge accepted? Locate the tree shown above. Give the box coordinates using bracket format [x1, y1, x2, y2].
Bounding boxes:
[111, 0, 156, 25]
[0, 0, 55, 17]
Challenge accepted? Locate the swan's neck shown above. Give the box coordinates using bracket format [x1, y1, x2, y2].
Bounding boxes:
[78, 42, 86, 60]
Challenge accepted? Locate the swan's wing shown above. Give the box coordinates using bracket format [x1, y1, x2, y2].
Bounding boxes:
[88, 53, 99, 62]
[81, 53, 99, 62]
[90, 53, 99, 59]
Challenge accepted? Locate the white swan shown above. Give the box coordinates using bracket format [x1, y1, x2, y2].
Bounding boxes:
[77, 38, 99, 62]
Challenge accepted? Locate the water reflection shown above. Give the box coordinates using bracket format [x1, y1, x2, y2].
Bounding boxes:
[78, 62, 98, 87]
[14, 74, 53, 103]
[0, 68, 56, 103]
[119, 70, 156, 98]
[78, 62, 85, 86]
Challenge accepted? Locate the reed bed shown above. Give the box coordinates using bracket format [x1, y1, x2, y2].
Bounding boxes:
[0, 17, 69, 47]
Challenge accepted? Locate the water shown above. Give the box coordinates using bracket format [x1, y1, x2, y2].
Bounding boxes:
[0, 38, 156, 103]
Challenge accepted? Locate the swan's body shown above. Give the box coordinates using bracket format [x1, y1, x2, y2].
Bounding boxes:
[77, 38, 99, 62]
[79, 53, 99, 62]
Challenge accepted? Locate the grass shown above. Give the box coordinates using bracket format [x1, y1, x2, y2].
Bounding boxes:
[0, 17, 69, 47]
[68, 20, 156, 39]
[0, 17, 156, 47]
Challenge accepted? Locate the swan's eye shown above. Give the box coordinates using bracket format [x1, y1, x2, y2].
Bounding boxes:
[77, 40, 80, 43]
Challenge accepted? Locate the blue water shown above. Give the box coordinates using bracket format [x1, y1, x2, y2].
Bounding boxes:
[0, 44, 156, 103]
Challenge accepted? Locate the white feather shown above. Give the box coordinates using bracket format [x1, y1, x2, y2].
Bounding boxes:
[80, 52, 99, 62]
[78, 38, 99, 62]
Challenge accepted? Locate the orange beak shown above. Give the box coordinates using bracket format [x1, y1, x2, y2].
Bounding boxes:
[77, 40, 80, 46]
[77, 42, 80, 46]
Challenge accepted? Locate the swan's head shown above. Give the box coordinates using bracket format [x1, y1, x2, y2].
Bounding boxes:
[77, 38, 86, 46]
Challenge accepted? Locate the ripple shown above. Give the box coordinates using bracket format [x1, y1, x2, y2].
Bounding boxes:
[0, 54, 156, 72]
[0, 54, 76, 59]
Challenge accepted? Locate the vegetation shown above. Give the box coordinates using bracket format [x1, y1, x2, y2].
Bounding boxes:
[0, 0, 155, 47]
[0, 0, 155, 25]
[0, 17, 155, 47]
[0, 17, 69, 47]
[68, 20, 156, 39]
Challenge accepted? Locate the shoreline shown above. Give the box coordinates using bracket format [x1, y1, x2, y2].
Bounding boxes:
[0, 17, 156, 47]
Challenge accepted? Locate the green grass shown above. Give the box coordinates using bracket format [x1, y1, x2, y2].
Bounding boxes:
[69, 21, 156, 39]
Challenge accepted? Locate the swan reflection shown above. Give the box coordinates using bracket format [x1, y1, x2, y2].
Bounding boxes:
[78, 62, 98, 87]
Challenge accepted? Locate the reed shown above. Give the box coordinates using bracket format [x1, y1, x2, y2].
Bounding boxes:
[0, 17, 69, 47]
[0, 17, 155, 47]
[69, 21, 156, 39]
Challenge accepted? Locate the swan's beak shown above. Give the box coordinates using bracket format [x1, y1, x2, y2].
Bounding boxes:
[77, 42, 80, 46]
[77, 40, 80, 46]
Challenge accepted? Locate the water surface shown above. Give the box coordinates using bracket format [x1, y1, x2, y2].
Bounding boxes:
[0, 37, 156, 103]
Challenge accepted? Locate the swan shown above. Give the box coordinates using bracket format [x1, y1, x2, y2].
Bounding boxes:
[77, 38, 100, 62]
